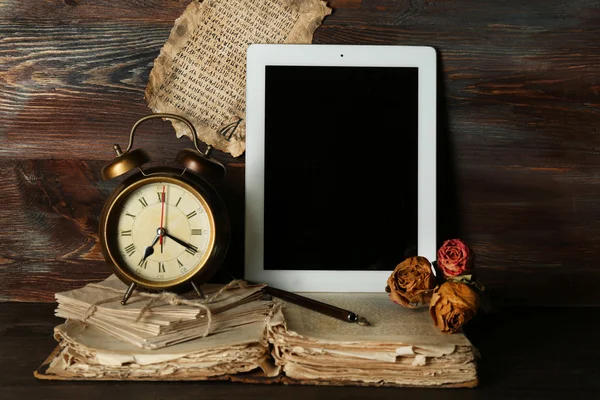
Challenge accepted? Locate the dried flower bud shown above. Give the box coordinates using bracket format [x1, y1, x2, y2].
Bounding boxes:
[429, 281, 480, 334]
[386, 256, 436, 308]
[437, 238, 474, 277]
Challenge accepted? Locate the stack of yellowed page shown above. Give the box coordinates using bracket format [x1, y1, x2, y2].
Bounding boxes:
[43, 275, 278, 380]
[54, 275, 273, 349]
[40, 279, 478, 387]
[267, 293, 479, 388]
[44, 320, 279, 380]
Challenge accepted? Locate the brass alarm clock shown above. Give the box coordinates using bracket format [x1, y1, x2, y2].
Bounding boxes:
[98, 113, 230, 305]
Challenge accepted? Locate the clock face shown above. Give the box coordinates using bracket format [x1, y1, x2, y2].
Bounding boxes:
[107, 178, 215, 286]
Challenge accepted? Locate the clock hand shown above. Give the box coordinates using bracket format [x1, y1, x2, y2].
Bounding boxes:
[159, 185, 166, 253]
[141, 233, 160, 262]
[162, 231, 196, 252]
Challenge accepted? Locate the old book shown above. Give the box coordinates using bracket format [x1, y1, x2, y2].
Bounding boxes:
[37, 285, 478, 387]
[41, 319, 278, 380]
[267, 293, 478, 387]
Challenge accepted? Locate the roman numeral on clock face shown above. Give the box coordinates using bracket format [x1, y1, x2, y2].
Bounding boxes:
[157, 192, 164, 203]
[124, 243, 136, 257]
[139, 197, 149, 207]
[186, 210, 197, 219]
[138, 259, 147, 269]
[158, 262, 166, 273]
[121, 230, 132, 236]
[191, 229, 202, 235]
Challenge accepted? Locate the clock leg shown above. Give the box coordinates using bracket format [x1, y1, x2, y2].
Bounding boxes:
[190, 281, 206, 299]
[121, 282, 137, 305]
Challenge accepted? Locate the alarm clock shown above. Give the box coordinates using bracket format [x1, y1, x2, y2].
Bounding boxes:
[98, 113, 230, 305]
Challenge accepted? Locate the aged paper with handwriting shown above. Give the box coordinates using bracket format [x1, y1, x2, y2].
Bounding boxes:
[145, 0, 332, 157]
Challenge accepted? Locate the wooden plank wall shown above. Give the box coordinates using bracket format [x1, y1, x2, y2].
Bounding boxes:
[1, 0, 599, 305]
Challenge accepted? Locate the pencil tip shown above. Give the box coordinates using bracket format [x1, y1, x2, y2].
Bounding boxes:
[357, 316, 371, 327]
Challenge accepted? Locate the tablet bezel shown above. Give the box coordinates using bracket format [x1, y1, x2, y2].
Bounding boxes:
[245, 44, 436, 292]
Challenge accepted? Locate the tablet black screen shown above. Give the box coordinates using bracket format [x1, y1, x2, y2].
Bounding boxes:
[264, 66, 418, 271]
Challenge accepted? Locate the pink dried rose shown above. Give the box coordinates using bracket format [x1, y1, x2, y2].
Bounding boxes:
[386, 256, 436, 308]
[437, 239, 474, 277]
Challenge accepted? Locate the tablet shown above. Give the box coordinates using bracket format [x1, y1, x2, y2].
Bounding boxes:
[245, 44, 436, 292]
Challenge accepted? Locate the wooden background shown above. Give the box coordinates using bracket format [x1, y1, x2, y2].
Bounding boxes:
[1, 0, 599, 305]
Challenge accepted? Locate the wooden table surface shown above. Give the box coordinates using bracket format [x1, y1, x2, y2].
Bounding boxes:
[1, 302, 598, 399]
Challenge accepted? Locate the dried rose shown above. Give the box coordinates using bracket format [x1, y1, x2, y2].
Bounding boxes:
[429, 281, 480, 334]
[386, 256, 436, 308]
[437, 238, 474, 277]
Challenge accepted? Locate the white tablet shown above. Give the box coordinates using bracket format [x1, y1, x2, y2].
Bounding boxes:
[245, 44, 436, 292]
